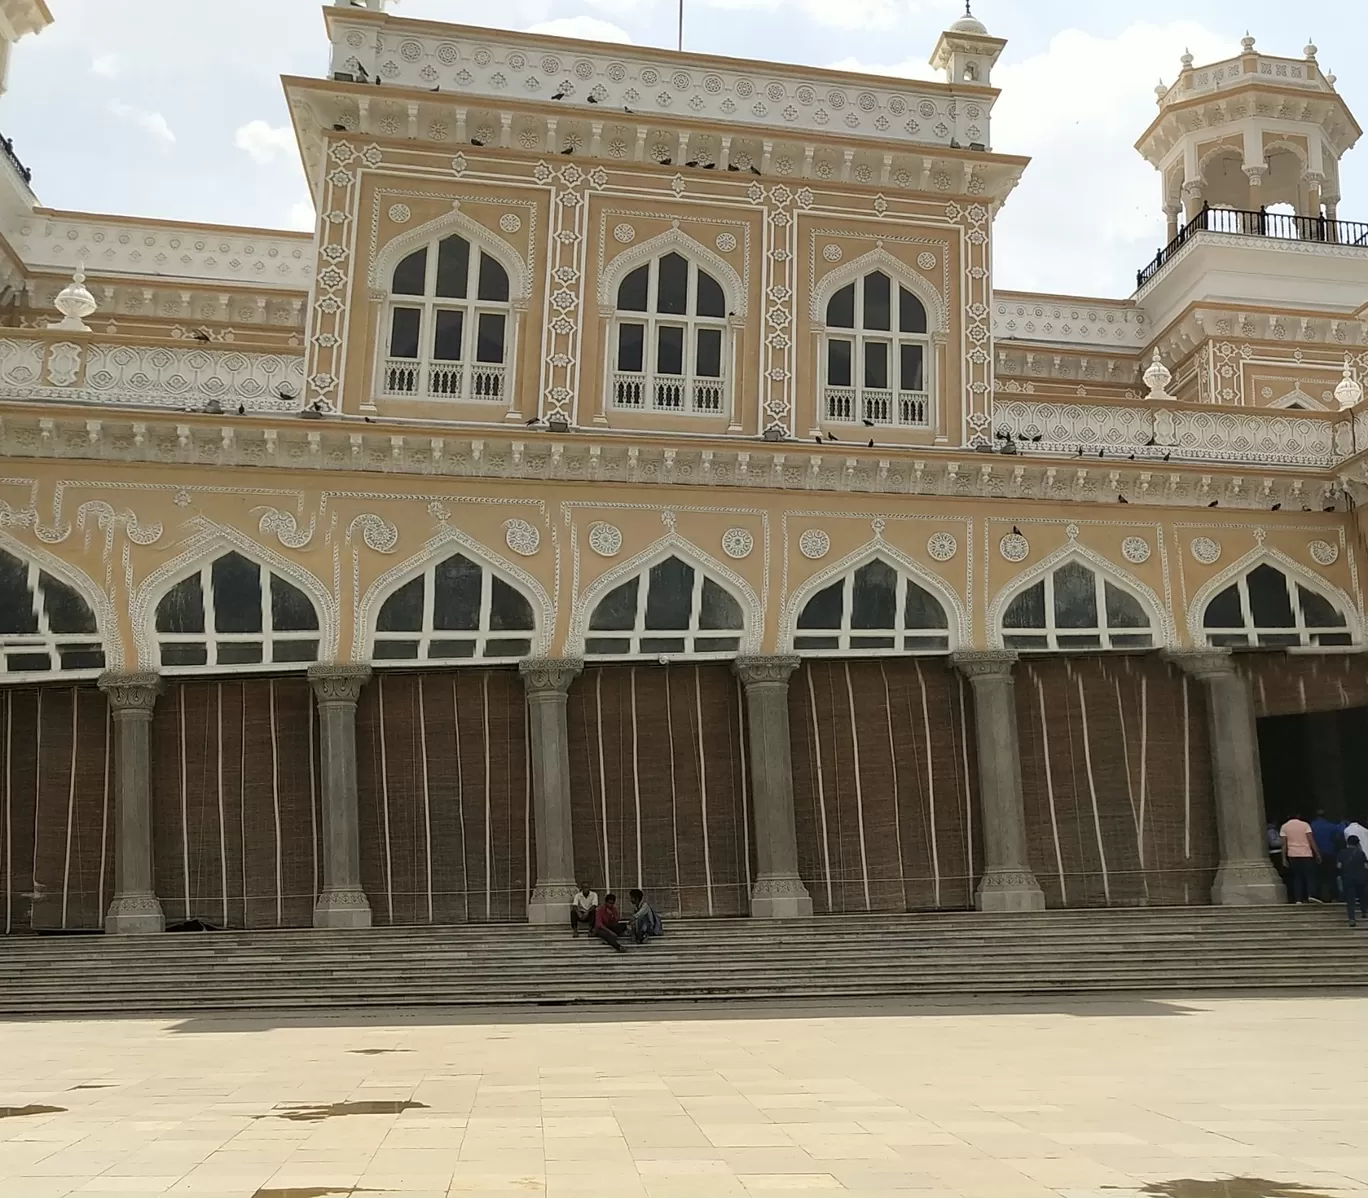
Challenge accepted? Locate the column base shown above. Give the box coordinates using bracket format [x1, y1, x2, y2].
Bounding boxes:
[104, 894, 165, 935]
[313, 889, 372, 929]
[975, 870, 1047, 913]
[749, 876, 813, 920]
[1212, 860, 1284, 906]
[528, 882, 580, 925]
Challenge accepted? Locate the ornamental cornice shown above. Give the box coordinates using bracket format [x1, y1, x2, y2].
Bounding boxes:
[322, 11, 996, 153]
[0, 409, 1347, 511]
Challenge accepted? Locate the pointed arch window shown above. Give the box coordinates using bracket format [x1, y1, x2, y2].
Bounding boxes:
[823, 270, 931, 428]
[794, 558, 950, 654]
[586, 555, 743, 657]
[373, 553, 536, 662]
[154, 552, 320, 671]
[380, 232, 513, 404]
[0, 549, 104, 677]
[1001, 560, 1153, 651]
[610, 251, 731, 416]
[1202, 562, 1353, 648]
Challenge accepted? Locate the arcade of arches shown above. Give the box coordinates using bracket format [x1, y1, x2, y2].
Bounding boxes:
[0, 522, 1363, 935]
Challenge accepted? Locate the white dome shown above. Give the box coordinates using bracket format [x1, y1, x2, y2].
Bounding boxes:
[950, 14, 988, 33]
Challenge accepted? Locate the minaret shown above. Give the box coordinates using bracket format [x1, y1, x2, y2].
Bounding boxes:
[1137, 35, 1361, 243]
[0, 0, 52, 95]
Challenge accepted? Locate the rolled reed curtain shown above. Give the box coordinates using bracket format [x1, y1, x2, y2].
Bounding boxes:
[788, 658, 980, 914]
[1241, 651, 1368, 718]
[1014, 654, 1219, 908]
[0, 685, 112, 933]
[355, 669, 530, 924]
[566, 663, 752, 917]
[151, 677, 320, 929]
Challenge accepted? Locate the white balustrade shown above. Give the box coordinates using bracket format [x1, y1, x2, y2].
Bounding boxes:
[824, 387, 929, 428]
[0, 335, 306, 411]
[612, 371, 726, 415]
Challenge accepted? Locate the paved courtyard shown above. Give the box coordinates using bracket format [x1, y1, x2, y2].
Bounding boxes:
[0, 995, 1365, 1198]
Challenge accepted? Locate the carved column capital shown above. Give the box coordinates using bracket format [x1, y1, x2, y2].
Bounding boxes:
[1162, 647, 1236, 681]
[733, 654, 800, 688]
[519, 657, 583, 696]
[308, 663, 372, 706]
[951, 649, 1018, 681]
[98, 671, 162, 715]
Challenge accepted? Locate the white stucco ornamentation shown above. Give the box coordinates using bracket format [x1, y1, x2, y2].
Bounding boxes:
[715, 232, 738, 253]
[1190, 537, 1222, 565]
[722, 528, 754, 559]
[798, 529, 830, 559]
[927, 531, 957, 561]
[588, 522, 623, 556]
[1121, 536, 1151, 564]
[1309, 539, 1339, 566]
[504, 518, 541, 556]
[999, 532, 1029, 562]
[613, 223, 636, 244]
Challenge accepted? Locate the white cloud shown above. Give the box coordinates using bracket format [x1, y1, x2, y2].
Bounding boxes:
[989, 21, 1234, 296]
[526, 15, 632, 42]
[90, 54, 118, 78]
[108, 101, 175, 145]
[824, 54, 940, 83]
[235, 120, 297, 165]
[288, 200, 317, 232]
[700, 0, 949, 31]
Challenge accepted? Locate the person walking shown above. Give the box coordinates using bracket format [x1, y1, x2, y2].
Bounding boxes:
[1337, 834, 1368, 927]
[1344, 817, 1368, 861]
[570, 883, 598, 937]
[1309, 811, 1346, 902]
[1279, 812, 1321, 904]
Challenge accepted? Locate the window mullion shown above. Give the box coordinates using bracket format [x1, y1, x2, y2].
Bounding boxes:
[422, 565, 437, 658]
[479, 567, 492, 654]
[261, 566, 273, 660]
[894, 572, 907, 638]
[688, 567, 705, 648]
[633, 565, 650, 653]
[201, 564, 216, 666]
[1238, 577, 1255, 640]
[839, 574, 853, 650]
[1044, 573, 1057, 650]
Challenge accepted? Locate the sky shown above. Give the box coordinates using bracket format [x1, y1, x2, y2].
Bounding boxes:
[3, 1, 1365, 299]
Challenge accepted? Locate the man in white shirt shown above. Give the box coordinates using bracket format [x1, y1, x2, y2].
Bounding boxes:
[570, 883, 598, 937]
[1345, 818, 1368, 859]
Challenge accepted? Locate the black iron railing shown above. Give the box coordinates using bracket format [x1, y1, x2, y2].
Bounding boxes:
[1137, 205, 1368, 289]
[0, 134, 31, 186]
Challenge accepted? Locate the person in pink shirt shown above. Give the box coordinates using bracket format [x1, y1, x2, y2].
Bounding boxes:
[1280, 812, 1321, 904]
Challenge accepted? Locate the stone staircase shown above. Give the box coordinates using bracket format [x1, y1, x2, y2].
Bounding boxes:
[0, 907, 1362, 1017]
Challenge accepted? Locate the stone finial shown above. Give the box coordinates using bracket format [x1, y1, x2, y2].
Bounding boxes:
[50, 268, 97, 332]
[1143, 348, 1174, 400]
[1180, 49, 1194, 69]
[1335, 355, 1363, 411]
[1154, 79, 1168, 102]
[1240, 33, 1256, 53]
[1304, 40, 1318, 60]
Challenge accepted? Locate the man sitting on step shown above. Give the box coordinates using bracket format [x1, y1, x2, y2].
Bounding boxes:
[570, 883, 598, 937]
[592, 893, 628, 953]
[628, 889, 663, 944]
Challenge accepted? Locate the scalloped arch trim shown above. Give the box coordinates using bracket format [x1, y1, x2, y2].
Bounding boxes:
[597, 226, 747, 318]
[810, 245, 947, 333]
[352, 527, 554, 661]
[781, 539, 967, 651]
[987, 543, 1174, 648]
[1186, 545, 1361, 646]
[567, 532, 763, 655]
[368, 206, 531, 303]
[129, 520, 337, 670]
[0, 528, 123, 671]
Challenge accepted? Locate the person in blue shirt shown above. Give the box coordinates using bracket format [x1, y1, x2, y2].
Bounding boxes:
[1309, 811, 1346, 902]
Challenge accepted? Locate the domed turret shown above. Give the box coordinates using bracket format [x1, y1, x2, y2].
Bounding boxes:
[930, 3, 1005, 90]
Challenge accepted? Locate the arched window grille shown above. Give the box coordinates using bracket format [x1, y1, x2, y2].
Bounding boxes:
[380, 232, 512, 404]
[823, 270, 930, 429]
[610, 251, 730, 416]
[154, 552, 321, 670]
[1202, 562, 1353, 648]
[374, 553, 536, 662]
[794, 558, 950, 654]
[586, 556, 743, 657]
[1001, 560, 1153, 651]
[0, 549, 104, 677]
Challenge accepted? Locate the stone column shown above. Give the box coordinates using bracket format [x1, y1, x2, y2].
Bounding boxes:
[309, 664, 373, 929]
[520, 657, 582, 924]
[99, 672, 166, 934]
[1164, 649, 1282, 905]
[733, 656, 813, 919]
[951, 651, 1046, 912]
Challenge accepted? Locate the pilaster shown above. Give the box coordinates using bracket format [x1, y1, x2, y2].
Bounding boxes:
[308, 664, 373, 928]
[520, 657, 583, 924]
